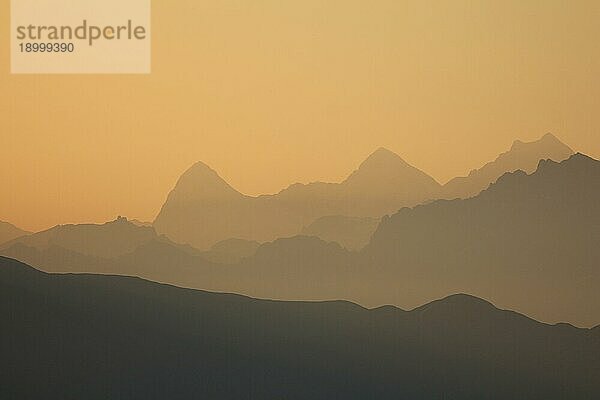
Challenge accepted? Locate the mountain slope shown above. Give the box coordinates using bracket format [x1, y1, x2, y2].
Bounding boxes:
[4, 155, 599, 326]
[301, 215, 380, 250]
[0, 221, 29, 245]
[365, 152, 600, 326]
[2, 256, 598, 400]
[154, 136, 572, 249]
[154, 148, 440, 248]
[201, 238, 261, 264]
[440, 133, 573, 199]
[0, 217, 163, 258]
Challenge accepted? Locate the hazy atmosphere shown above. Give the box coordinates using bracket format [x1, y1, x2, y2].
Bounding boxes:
[3, 2, 600, 398]
[2, 1, 600, 231]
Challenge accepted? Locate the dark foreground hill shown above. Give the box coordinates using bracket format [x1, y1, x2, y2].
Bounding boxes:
[1, 256, 599, 400]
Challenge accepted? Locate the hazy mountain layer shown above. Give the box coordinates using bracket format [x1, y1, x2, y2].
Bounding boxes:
[202, 238, 261, 264]
[2, 256, 598, 400]
[0, 221, 29, 245]
[0, 216, 205, 260]
[365, 153, 600, 326]
[440, 133, 573, 199]
[154, 148, 440, 249]
[301, 215, 379, 250]
[154, 134, 573, 249]
[0, 217, 159, 258]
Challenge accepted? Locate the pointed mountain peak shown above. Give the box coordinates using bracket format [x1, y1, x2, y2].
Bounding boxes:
[363, 147, 407, 164]
[169, 160, 242, 201]
[187, 160, 215, 173]
[342, 147, 441, 194]
[353, 147, 412, 175]
[541, 132, 560, 141]
[510, 139, 525, 150]
[510, 133, 572, 152]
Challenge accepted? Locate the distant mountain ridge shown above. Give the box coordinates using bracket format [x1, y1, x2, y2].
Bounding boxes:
[365, 152, 600, 326]
[154, 134, 574, 249]
[3, 152, 598, 326]
[1, 217, 160, 259]
[0, 221, 29, 245]
[154, 147, 440, 248]
[2, 256, 598, 399]
[440, 133, 573, 199]
[301, 215, 379, 250]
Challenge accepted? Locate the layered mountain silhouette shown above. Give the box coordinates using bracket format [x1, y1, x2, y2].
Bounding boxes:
[301, 215, 379, 250]
[154, 134, 573, 249]
[0, 220, 29, 245]
[201, 238, 261, 264]
[129, 219, 153, 227]
[154, 148, 440, 249]
[1, 216, 162, 258]
[3, 153, 599, 326]
[439, 133, 573, 199]
[0, 217, 259, 268]
[364, 152, 600, 326]
[2, 256, 598, 399]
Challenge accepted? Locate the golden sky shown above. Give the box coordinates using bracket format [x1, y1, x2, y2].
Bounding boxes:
[2, 0, 600, 232]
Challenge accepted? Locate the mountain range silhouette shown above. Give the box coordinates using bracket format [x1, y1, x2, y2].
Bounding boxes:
[153, 147, 441, 249]
[439, 133, 573, 199]
[3, 151, 598, 326]
[301, 215, 380, 250]
[153, 134, 573, 249]
[2, 256, 598, 399]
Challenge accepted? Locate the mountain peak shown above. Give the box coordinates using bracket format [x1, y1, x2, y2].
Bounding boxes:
[510, 133, 572, 152]
[510, 139, 525, 150]
[348, 147, 412, 179]
[540, 132, 570, 146]
[536, 152, 597, 172]
[341, 147, 440, 195]
[188, 160, 215, 173]
[441, 133, 574, 200]
[361, 147, 408, 167]
[541, 132, 559, 141]
[414, 293, 496, 314]
[169, 161, 242, 200]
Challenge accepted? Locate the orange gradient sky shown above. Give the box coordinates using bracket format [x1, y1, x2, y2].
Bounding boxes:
[2, 0, 600, 232]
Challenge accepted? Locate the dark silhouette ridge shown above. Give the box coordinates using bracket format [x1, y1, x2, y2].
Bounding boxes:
[154, 147, 440, 249]
[365, 152, 600, 326]
[0, 220, 30, 245]
[439, 132, 573, 199]
[2, 256, 598, 399]
[301, 215, 379, 250]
